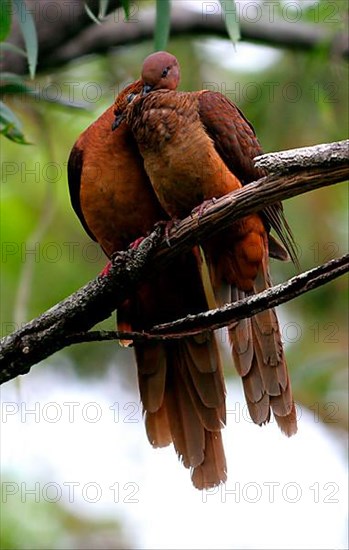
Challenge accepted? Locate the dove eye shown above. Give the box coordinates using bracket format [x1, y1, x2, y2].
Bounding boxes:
[161, 67, 169, 78]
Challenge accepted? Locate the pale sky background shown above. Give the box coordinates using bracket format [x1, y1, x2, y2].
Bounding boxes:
[1, 360, 348, 550]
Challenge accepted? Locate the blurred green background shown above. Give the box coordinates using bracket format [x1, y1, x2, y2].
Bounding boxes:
[1, 1, 348, 548]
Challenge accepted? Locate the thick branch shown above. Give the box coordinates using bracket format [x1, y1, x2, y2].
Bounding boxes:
[43, 4, 349, 69]
[153, 140, 348, 266]
[255, 140, 349, 172]
[2, 1, 348, 74]
[0, 140, 348, 384]
[2, 0, 121, 74]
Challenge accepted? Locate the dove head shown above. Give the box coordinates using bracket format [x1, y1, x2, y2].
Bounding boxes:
[141, 51, 180, 94]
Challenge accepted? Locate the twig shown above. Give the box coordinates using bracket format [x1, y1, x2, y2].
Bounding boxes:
[60, 254, 349, 344]
[151, 254, 349, 337]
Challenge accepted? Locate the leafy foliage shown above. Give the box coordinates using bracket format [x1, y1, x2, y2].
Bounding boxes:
[0, 99, 30, 144]
[0, 0, 38, 142]
[98, 0, 111, 19]
[119, 0, 130, 20]
[154, 0, 171, 51]
[84, 2, 104, 25]
[84, 0, 129, 22]
[220, 0, 240, 44]
[12, 0, 38, 78]
[0, 0, 12, 42]
[0, 0, 240, 145]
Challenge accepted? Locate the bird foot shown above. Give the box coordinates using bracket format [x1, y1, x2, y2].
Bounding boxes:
[191, 197, 218, 219]
[99, 256, 125, 277]
[155, 219, 180, 246]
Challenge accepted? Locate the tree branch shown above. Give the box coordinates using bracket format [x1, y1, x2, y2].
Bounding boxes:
[255, 140, 349, 172]
[58, 253, 349, 344]
[2, 1, 348, 74]
[2, 0, 121, 74]
[41, 3, 349, 69]
[151, 254, 349, 337]
[0, 140, 348, 384]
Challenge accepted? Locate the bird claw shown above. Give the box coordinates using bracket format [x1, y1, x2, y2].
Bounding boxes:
[156, 219, 181, 246]
[191, 197, 217, 220]
[107, 250, 129, 270]
[100, 237, 150, 278]
[99, 252, 127, 277]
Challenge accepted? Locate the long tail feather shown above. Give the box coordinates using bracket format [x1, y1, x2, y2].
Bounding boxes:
[204, 223, 297, 437]
[192, 431, 227, 490]
[124, 252, 228, 488]
[229, 261, 297, 436]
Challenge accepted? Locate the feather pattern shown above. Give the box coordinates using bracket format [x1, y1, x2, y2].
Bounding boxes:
[67, 78, 227, 489]
[228, 256, 297, 436]
[131, 271, 228, 488]
[124, 58, 298, 439]
[198, 91, 299, 267]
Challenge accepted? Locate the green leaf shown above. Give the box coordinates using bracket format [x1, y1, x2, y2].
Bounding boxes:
[0, 100, 30, 144]
[0, 41, 27, 57]
[84, 2, 102, 24]
[120, 0, 130, 20]
[0, 99, 21, 126]
[219, 0, 240, 44]
[1, 71, 24, 81]
[0, 81, 34, 95]
[0, 0, 12, 42]
[98, 0, 110, 19]
[0, 121, 28, 143]
[0, 72, 34, 95]
[85, 0, 112, 22]
[154, 0, 171, 51]
[0, 71, 31, 84]
[13, 0, 38, 78]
